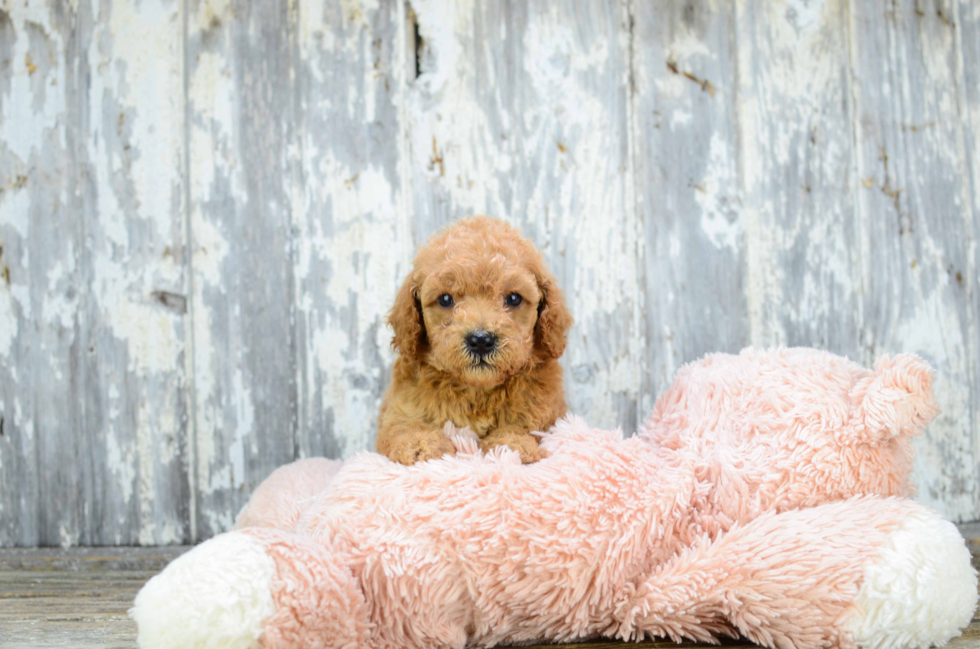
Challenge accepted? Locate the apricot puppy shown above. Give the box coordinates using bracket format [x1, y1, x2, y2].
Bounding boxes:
[377, 217, 573, 465]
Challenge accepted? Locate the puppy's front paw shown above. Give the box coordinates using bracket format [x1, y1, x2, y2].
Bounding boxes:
[480, 432, 548, 464]
[387, 429, 456, 465]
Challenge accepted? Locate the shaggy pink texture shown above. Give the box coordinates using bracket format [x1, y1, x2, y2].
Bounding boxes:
[241, 528, 370, 649]
[135, 348, 976, 649]
[639, 348, 938, 537]
[262, 417, 924, 648]
[609, 497, 911, 647]
[236, 458, 345, 531]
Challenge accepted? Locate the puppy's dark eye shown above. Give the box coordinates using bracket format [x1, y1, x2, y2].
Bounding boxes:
[505, 293, 523, 307]
[438, 294, 454, 307]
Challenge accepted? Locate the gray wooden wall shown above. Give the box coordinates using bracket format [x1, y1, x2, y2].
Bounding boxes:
[1, 0, 978, 547]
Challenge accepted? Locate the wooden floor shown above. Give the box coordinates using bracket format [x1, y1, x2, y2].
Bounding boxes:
[2, 526, 979, 649]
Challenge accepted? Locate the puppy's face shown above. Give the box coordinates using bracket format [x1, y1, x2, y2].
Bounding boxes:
[418, 256, 542, 388]
[389, 217, 572, 388]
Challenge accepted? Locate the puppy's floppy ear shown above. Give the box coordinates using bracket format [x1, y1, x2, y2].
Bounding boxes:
[533, 269, 572, 361]
[388, 272, 426, 361]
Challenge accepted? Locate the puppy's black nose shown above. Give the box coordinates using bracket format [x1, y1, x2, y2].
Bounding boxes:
[465, 330, 497, 356]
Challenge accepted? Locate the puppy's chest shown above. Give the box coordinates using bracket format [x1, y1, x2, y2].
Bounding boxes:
[446, 409, 496, 437]
[433, 393, 502, 437]
[419, 376, 523, 437]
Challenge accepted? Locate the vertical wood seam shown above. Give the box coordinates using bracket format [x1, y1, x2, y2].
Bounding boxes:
[69, 2, 88, 546]
[730, 0, 755, 347]
[843, 0, 870, 366]
[622, 0, 644, 426]
[397, 1, 417, 247]
[180, 0, 198, 543]
[286, 0, 301, 464]
[949, 0, 980, 514]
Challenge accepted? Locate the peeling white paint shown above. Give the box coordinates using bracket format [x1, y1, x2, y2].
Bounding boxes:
[1, 4, 65, 163]
[744, 204, 787, 347]
[188, 51, 230, 116]
[297, 0, 329, 56]
[405, 2, 643, 433]
[228, 371, 253, 489]
[0, 0, 193, 546]
[669, 109, 692, 128]
[100, 0, 185, 244]
[136, 397, 168, 545]
[90, 253, 181, 375]
[187, 22, 240, 505]
[410, 0, 470, 96]
[0, 287, 16, 357]
[195, 0, 234, 31]
[59, 525, 79, 550]
[896, 285, 973, 516]
[39, 256, 77, 331]
[0, 157, 31, 238]
[11, 397, 31, 442]
[189, 210, 229, 284]
[191, 297, 217, 495]
[106, 415, 136, 507]
[697, 132, 742, 252]
[3, 0, 980, 549]
[296, 158, 402, 457]
[115, 301, 181, 373]
[339, 0, 380, 28]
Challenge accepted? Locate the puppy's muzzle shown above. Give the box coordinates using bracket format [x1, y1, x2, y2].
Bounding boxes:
[465, 330, 498, 358]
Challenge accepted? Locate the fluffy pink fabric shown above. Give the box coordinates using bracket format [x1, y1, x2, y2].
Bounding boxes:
[266, 414, 930, 648]
[610, 497, 911, 647]
[639, 348, 938, 536]
[137, 348, 975, 649]
[242, 528, 370, 649]
[235, 458, 345, 530]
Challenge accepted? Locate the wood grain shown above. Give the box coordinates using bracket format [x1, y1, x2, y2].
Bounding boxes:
[847, 0, 979, 520]
[0, 546, 187, 649]
[630, 0, 749, 408]
[738, 0, 862, 354]
[290, 0, 409, 463]
[184, 0, 299, 538]
[954, 0, 980, 536]
[407, 0, 644, 433]
[1, 0, 979, 546]
[0, 0, 190, 547]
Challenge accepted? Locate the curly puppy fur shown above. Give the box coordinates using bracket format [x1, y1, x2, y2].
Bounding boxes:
[377, 217, 573, 465]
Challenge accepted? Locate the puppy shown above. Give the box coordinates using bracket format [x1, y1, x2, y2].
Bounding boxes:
[377, 217, 573, 465]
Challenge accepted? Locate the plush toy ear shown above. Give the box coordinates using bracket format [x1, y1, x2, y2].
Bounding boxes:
[857, 353, 939, 441]
[533, 269, 573, 361]
[388, 272, 427, 361]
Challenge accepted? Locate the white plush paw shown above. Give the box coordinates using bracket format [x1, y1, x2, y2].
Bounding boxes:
[130, 532, 276, 649]
[846, 508, 978, 649]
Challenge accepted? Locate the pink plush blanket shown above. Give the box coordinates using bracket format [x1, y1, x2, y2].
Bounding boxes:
[132, 348, 978, 649]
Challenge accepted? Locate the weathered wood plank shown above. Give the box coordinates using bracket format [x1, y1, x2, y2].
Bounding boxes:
[291, 0, 409, 461]
[2, 0, 980, 545]
[0, 546, 187, 649]
[737, 0, 862, 354]
[0, 0, 189, 546]
[77, 0, 190, 547]
[848, 0, 979, 521]
[185, 0, 298, 538]
[0, 1, 53, 547]
[630, 0, 749, 406]
[407, 0, 643, 432]
[0, 545, 188, 571]
[954, 0, 980, 527]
